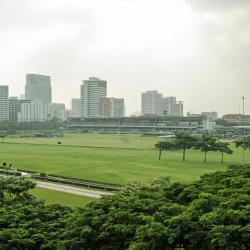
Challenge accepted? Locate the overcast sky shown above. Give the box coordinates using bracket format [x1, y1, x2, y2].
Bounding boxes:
[0, 0, 249, 115]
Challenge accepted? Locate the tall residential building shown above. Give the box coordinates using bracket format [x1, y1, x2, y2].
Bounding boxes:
[25, 74, 52, 104]
[9, 97, 31, 121]
[18, 102, 50, 122]
[141, 91, 183, 117]
[71, 98, 81, 118]
[0, 85, 9, 122]
[81, 77, 107, 117]
[161, 97, 183, 117]
[99, 97, 125, 117]
[141, 90, 162, 115]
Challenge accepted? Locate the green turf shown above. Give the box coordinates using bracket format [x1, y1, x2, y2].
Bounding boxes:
[29, 188, 97, 207]
[6, 133, 158, 149]
[1, 133, 249, 185]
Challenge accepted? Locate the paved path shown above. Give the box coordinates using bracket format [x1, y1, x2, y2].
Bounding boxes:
[36, 181, 112, 198]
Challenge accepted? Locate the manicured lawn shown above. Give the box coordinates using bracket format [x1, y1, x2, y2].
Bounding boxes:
[6, 133, 158, 149]
[1, 133, 248, 185]
[30, 188, 97, 207]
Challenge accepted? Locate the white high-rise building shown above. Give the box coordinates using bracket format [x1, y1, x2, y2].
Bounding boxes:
[141, 90, 162, 115]
[25, 74, 52, 104]
[81, 77, 107, 117]
[141, 91, 183, 117]
[18, 102, 50, 122]
[0, 85, 9, 122]
[161, 97, 183, 117]
[71, 98, 81, 118]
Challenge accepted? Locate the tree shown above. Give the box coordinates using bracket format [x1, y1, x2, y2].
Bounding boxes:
[235, 136, 250, 150]
[174, 133, 198, 161]
[215, 142, 233, 163]
[194, 134, 217, 162]
[155, 141, 175, 160]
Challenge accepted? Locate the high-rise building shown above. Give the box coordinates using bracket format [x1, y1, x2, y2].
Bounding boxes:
[161, 97, 183, 117]
[141, 90, 162, 115]
[71, 98, 81, 118]
[9, 97, 31, 121]
[18, 102, 50, 122]
[49, 103, 65, 119]
[0, 85, 9, 122]
[25, 74, 52, 104]
[99, 97, 125, 117]
[81, 77, 107, 117]
[141, 91, 183, 117]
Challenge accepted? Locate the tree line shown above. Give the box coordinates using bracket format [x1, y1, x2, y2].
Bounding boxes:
[0, 165, 249, 249]
[155, 133, 250, 163]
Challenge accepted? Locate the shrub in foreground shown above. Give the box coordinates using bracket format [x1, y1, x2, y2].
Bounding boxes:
[0, 165, 249, 249]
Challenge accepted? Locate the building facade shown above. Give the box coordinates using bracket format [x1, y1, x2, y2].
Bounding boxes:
[161, 97, 183, 117]
[99, 97, 125, 117]
[25, 74, 52, 104]
[49, 103, 65, 119]
[81, 77, 107, 118]
[71, 98, 81, 118]
[18, 102, 50, 122]
[0, 85, 9, 122]
[141, 91, 183, 117]
[141, 90, 162, 115]
[9, 97, 31, 121]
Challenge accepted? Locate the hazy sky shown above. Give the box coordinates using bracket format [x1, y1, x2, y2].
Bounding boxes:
[0, 0, 249, 115]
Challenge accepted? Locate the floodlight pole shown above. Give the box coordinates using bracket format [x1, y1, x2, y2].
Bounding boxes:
[242, 96, 245, 165]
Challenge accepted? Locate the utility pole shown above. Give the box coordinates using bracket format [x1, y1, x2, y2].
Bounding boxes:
[242, 96, 245, 165]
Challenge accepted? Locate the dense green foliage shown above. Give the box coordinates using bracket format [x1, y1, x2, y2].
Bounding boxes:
[0, 178, 72, 249]
[61, 165, 250, 249]
[235, 136, 250, 150]
[1, 165, 249, 249]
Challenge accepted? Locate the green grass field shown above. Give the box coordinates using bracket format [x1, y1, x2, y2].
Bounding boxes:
[30, 188, 97, 207]
[1, 133, 248, 185]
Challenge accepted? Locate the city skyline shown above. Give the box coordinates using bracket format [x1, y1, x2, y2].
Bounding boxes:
[1, 0, 250, 115]
[1, 74, 248, 118]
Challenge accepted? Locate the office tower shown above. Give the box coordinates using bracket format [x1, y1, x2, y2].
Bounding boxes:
[9, 97, 31, 121]
[99, 97, 125, 117]
[81, 77, 107, 117]
[141, 90, 162, 115]
[25, 74, 52, 104]
[0, 85, 9, 122]
[71, 98, 81, 118]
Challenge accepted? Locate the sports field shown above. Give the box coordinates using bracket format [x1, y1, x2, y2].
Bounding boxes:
[1, 133, 248, 185]
[30, 188, 97, 207]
